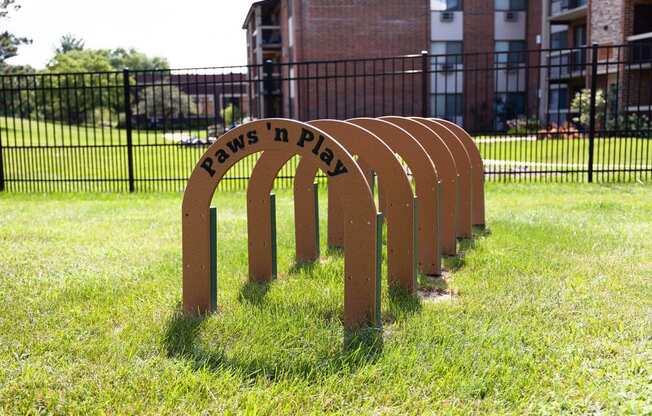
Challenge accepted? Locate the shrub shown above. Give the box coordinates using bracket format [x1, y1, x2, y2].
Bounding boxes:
[507, 117, 540, 134]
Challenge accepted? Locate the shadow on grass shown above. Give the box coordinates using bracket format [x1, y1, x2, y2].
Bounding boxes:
[163, 307, 383, 382]
[383, 285, 422, 325]
[444, 227, 490, 272]
[325, 245, 344, 257]
[237, 281, 270, 307]
[288, 260, 318, 275]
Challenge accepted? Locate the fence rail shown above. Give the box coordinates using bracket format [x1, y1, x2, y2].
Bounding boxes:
[0, 43, 651, 192]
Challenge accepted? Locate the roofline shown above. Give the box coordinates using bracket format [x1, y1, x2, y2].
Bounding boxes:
[242, 1, 266, 30]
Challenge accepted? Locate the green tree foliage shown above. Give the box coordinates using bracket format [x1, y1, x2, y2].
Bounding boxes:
[133, 82, 198, 121]
[47, 49, 114, 73]
[41, 48, 169, 124]
[42, 50, 119, 123]
[56, 33, 85, 54]
[220, 103, 242, 127]
[571, 88, 650, 135]
[0, 0, 31, 66]
[571, 88, 606, 129]
[108, 48, 169, 71]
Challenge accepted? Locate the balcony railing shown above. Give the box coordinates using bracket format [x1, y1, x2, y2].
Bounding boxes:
[261, 27, 282, 47]
[628, 36, 652, 64]
[550, 0, 587, 16]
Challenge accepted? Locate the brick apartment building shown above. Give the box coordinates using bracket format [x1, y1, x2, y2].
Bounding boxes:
[243, 0, 652, 130]
[541, 0, 652, 124]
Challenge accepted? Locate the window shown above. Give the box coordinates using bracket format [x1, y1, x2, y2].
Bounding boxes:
[571, 26, 587, 69]
[431, 0, 462, 11]
[431, 41, 463, 65]
[495, 0, 526, 11]
[573, 26, 587, 47]
[495, 92, 526, 127]
[550, 28, 568, 49]
[432, 94, 463, 118]
[549, 87, 569, 111]
[633, 4, 652, 35]
[495, 41, 526, 64]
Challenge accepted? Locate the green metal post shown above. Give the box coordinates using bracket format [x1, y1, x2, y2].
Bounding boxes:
[270, 193, 277, 279]
[209, 207, 217, 312]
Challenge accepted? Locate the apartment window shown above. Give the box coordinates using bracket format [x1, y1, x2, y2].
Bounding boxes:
[495, 41, 526, 64]
[431, 0, 462, 11]
[432, 94, 463, 118]
[549, 87, 569, 111]
[573, 26, 587, 47]
[495, 93, 526, 118]
[633, 5, 652, 35]
[550, 30, 568, 49]
[495, 0, 526, 11]
[431, 41, 463, 65]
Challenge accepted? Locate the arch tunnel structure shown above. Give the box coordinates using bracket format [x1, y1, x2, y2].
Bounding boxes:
[182, 117, 485, 332]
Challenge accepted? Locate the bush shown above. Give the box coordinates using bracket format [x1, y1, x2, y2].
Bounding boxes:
[507, 117, 540, 134]
[85, 107, 119, 128]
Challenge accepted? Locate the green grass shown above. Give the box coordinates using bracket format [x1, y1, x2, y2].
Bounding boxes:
[478, 137, 652, 167]
[3, 117, 651, 192]
[1, 183, 651, 414]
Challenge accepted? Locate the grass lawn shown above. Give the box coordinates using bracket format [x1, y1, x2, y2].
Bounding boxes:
[1, 183, 651, 414]
[3, 117, 651, 191]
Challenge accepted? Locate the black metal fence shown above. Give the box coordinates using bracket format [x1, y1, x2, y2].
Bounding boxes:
[0, 43, 650, 192]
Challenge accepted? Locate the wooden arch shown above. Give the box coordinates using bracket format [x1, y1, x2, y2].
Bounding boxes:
[309, 120, 416, 291]
[182, 119, 380, 330]
[379, 116, 459, 256]
[433, 118, 486, 228]
[246, 120, 417, 292]
[348, 118, 443, 276]
[413, 117, 473, 240]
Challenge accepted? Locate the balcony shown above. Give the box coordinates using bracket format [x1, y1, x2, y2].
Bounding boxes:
[627, 33, 652, 69]
[547, 49, 586, 80]
[261, 27, 282, 49]
[549, 0, 587, 23]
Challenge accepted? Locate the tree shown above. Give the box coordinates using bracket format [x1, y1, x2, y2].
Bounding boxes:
[56, 33, 85, 54]
[108, 48, 169, 71]
[0, 0, 31, 66]
[45, 50, 118, 123]
[133, 82, 197, 122]
[220, 103, 242, 127]
[47, 49, 113, 73]
[571, 88, 606, 130]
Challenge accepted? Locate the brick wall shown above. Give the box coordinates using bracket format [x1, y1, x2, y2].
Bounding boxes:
[463, 0, 495, 131]
[591, 0, 624, 45]
[526, 0, 543, 121]
[292, 0, 430, 120]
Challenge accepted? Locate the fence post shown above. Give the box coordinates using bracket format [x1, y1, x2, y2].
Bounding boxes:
[263, 59, 273, 119]
[0, 135, 5, 192]
[421, 50, 429, 117]
[587, 43, 599, 183]
[0, 130, 5, 192]
[122, 68, 135, 192]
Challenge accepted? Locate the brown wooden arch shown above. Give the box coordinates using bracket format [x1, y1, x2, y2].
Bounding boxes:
[309, 120, 416, 291]
[413, 117, 473, 240]
[348, 118, 443, 276]
[246, 120, 417, 292]
[182, 119, 379, 330]
[379, 116, 459, 257]
[433, 118, 486, 228]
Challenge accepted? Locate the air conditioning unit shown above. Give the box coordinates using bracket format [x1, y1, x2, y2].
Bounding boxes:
[504, 11, 518, 22]
[440, 62, 456, 72]
[440, 11, 454, 22]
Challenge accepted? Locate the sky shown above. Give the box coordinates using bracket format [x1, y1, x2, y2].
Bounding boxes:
[4, 0, 258, 69]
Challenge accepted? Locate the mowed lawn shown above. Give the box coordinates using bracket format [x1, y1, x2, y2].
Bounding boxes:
[3, 117, 652, 192]
[1, 183, 651, 414]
